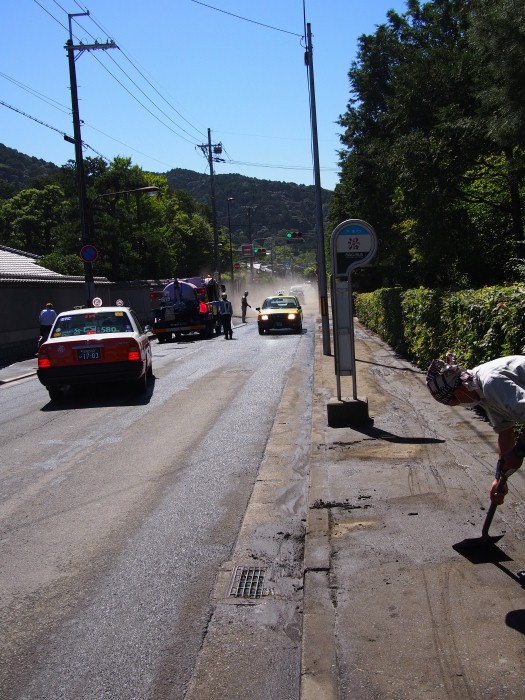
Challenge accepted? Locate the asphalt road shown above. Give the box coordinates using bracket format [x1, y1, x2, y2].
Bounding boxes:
[0, 301, 316, 700]
[4, 296, 525, 700]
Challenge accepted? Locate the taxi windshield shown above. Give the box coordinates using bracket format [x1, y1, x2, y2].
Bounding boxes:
[262, 297, 297, 309]
[52, 311, 133, 337]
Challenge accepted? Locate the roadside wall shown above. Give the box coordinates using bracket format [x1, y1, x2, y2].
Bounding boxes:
[0, 278, 165, 365]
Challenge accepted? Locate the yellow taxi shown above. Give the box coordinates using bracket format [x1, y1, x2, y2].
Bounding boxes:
[255, 295, 303, 335]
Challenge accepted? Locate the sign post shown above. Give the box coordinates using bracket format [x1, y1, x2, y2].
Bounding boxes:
[328, 219, 377, 426]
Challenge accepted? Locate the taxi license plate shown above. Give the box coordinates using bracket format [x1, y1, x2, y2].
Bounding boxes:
[77, 348, 101, 361]
[274, 322, 283, 328]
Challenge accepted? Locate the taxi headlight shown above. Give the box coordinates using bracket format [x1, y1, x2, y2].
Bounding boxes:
[260, 314, 269, 321]
[287, 313, 296, 320]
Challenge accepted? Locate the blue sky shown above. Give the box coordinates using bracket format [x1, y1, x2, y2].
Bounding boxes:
[1, 1, 408, 191]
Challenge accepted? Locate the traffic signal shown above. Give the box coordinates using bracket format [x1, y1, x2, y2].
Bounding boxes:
[259, 248, 266, 256]
[253, 246, 259, 254]
[285, 231, 303, 240]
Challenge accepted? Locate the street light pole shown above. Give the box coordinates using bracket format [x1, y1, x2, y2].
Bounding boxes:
[227, 197, 234, 286]
[305, 22, 331, 355]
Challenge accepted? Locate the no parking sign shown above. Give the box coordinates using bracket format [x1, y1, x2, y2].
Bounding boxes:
[80, 245, 98, 263]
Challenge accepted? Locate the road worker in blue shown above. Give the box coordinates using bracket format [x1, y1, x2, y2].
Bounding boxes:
[221, 293, 233, 339]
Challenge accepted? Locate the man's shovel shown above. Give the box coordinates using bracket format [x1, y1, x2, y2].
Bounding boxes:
[454, 473, 509, 550]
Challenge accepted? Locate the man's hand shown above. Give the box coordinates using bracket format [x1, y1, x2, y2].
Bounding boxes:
[490, 478, 508, 505]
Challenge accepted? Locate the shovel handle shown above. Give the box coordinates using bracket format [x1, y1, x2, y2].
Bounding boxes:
[481, 501, 498, 538]
[481, 474, 508, 538]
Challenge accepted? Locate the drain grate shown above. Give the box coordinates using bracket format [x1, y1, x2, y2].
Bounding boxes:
[228, 566, 266, 599]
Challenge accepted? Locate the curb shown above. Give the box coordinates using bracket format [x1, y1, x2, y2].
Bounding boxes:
[0, 371, 37, 385]
[300, 320, 338, 700]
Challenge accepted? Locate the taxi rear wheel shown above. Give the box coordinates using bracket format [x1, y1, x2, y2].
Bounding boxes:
[48, 386, 68, 401]
[135, 372, 148, 394]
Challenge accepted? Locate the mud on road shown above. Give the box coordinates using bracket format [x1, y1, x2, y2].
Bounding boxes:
[304, 322, 525, 700]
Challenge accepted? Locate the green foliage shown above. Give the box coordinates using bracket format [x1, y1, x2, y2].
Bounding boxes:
[353, 287, 405, 351]
[333, 0, 525, 289]
[167, 169, 331, 245]
[0, 146, 327, 283]
[38, 252, 84, 276]
[400, 287, 445, 364]
[355, 284, 525, 369]
[0, 143, 59, 191]
[0, 184, 67, 253]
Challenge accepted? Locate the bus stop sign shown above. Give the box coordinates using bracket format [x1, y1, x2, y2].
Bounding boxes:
[331, 219, 377, 278]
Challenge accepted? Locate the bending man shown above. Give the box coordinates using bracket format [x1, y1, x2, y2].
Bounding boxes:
[426, 353, 525, 504]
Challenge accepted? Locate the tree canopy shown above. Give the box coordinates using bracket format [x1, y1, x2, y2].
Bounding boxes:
[330, 0, 525, 289]
[0, 156, 216, 281]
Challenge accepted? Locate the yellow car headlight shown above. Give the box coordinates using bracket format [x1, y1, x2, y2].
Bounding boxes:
[260, 314, 269, 321]
[287, 313, 296, 320]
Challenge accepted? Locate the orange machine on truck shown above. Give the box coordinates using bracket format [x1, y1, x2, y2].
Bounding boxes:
[151, 276, 222, 343]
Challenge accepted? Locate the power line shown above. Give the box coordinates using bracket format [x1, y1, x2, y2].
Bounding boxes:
[190, 0, 303, 37]
[0, 99, 106, 160]
[69, 4, 206, 142]
[82, 9, 206, 139]
[224, 158, 337, 173]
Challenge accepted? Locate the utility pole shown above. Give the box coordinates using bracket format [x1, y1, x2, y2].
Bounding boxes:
[199, 130, 223, 284]
[305, 23, 331, 355]
[65, 12, 116, 307]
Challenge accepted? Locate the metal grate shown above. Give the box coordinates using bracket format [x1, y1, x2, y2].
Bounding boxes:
[228, 566, 266, 599]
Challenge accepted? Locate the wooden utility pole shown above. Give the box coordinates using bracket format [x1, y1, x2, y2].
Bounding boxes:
[65, 12, 116, 307]
[199, 130, 223, 283]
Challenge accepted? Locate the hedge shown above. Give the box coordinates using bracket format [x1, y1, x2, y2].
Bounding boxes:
[354, 284, 525, 369]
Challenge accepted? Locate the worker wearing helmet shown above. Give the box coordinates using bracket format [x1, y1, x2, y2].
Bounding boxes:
[221, 293, 233, 339]
[241, 291, 251, 323]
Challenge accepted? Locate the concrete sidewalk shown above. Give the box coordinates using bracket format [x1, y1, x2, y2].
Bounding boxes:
[302, 319, 525, 699]
[0, 356, 37, 384]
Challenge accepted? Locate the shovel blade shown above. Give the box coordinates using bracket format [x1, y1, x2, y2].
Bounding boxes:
[454, 534, 504, 550]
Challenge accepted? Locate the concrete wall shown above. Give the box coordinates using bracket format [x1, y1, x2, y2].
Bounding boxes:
[0, 278, 165, 365]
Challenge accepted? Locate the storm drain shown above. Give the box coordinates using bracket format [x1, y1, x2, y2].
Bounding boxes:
[228, 566, 266, 599]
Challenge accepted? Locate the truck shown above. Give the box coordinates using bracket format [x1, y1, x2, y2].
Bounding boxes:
[150, 276, 223, 343]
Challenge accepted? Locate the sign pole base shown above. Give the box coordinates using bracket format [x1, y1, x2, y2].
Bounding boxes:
[326, 396, 373, 428]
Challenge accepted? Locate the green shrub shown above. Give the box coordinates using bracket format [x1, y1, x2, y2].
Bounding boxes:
[354, 284, 525, 369]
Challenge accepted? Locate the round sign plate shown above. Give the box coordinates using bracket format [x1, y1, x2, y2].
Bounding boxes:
[92, 297, 103, 307]
[234, 262, 241, 270]
[116, 298, 124, 306]
[80, 244, 98, 263]
[330, 219, 377, 278]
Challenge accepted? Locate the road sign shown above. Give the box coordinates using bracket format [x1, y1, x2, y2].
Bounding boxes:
[92, 297, 103, 307]
[241, 244, 253, 257]
[234, 262, 241, 270]
[80, 244, 98, 263]
[330, 219, 377, 278]
[116, 299, 124, 306]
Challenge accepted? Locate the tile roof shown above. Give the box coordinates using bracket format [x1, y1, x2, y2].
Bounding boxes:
[0, 246, 111, 286]
[0, 245, 62, 280]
